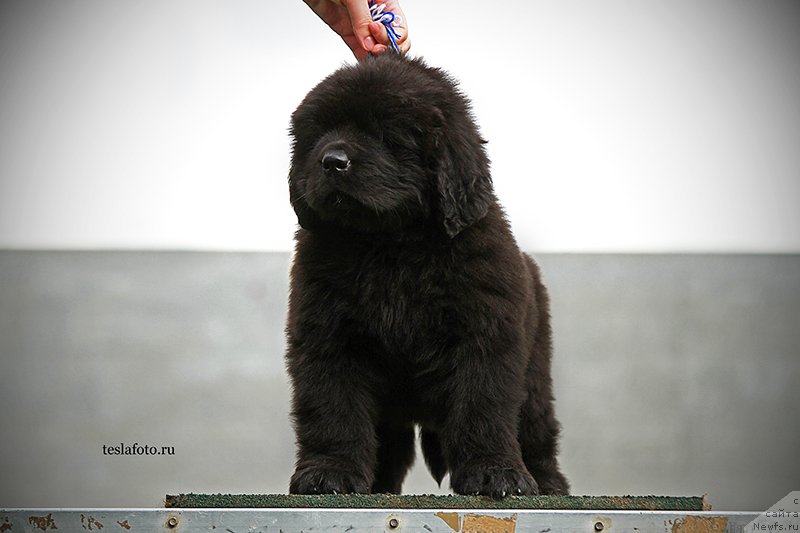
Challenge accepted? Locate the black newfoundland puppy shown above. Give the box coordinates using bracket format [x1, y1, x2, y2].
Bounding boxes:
[285, 53, 568, 497]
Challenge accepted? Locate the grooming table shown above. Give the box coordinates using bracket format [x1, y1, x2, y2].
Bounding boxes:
[3, 494, 760, 532]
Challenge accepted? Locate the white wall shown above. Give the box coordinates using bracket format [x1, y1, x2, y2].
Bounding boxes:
[1, 1, 798, 252]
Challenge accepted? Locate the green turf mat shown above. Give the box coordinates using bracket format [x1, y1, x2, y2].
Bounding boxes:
[165, 493, 710, 510]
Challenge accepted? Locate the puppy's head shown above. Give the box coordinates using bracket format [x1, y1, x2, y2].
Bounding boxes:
[289, 54, 494, 238]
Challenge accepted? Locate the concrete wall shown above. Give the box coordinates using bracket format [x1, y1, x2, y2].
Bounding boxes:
[0, 251, 797, 510]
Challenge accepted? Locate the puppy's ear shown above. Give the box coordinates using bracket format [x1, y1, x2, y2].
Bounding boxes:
[434, 110, 494, 238]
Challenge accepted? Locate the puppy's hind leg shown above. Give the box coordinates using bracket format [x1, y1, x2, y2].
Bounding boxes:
[518, 392, 570, 495]
[371, 423, 416, 494]
[519, 259, 570, 495]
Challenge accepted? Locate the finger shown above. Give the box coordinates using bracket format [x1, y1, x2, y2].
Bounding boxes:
[368, 21, 410, 55]
[397, 31, 410, 54]
[368, 21, 388, 45]
[367, 5, 409, 53]
[343, 0, 377, 54]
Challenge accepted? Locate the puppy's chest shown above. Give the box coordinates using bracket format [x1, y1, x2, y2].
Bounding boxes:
[347, 252, 449, 349]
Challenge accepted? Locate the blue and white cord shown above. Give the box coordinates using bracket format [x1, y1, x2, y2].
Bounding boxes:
[369, 0, 402, 53]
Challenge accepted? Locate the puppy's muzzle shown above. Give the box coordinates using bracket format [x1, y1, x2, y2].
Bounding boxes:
[321, 149, 351, 176]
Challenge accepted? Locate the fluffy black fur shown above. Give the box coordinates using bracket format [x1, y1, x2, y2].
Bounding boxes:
[285, 53, 569, 498]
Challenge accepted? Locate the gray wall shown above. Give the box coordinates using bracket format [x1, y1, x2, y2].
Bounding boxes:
[0, 251, 798, 510]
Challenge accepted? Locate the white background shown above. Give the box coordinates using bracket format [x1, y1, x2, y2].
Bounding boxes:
[1, 1, 799, 252]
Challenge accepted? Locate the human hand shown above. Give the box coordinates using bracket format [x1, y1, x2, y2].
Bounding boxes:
[304, 0, 410, 60]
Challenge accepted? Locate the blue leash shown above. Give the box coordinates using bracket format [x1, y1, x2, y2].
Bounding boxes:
[369, 0, 402, 53]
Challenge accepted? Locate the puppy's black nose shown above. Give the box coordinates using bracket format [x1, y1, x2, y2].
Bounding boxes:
[321, 149, 351, 174]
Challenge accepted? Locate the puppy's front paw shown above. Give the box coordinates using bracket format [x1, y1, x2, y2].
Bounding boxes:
[290, 465, 369, 495]
[532, 469, 570, 495]
[451, 465, 539, 499]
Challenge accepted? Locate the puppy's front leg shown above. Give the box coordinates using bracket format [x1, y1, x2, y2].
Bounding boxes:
[439, 342, 539, 498]
[287, 344, 377, 494]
